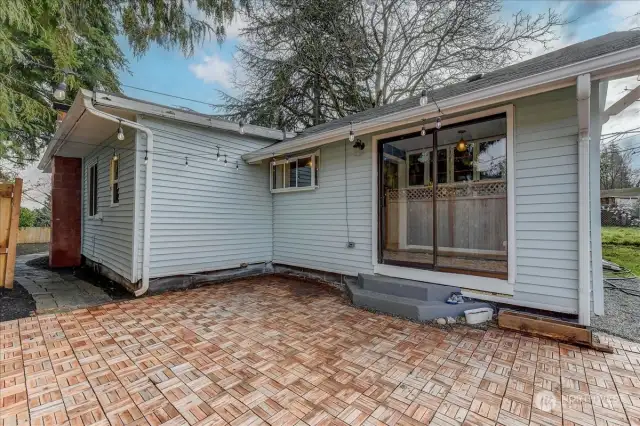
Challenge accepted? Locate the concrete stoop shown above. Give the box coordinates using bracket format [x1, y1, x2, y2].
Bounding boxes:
[347, 273, 490, 321]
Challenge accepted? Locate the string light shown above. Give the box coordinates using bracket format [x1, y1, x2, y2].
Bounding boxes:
[435, 117, 442, 129]
[112, 148, 118, 161]
[419, 89, 428, 107]
[224, 154, 228, 166]
[349, 122, 355, 142]
[216, 146, 220, 161]
[117, 120, 125, 141]
[239, 120, 245, 135]
[185, 156, 189, 167]
[53, 76, 67, 101]
[421, 120, 427, 136]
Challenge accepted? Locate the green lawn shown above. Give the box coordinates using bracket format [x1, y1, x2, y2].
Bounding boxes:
[601, 226, 640, 247]
[601, 226, 640, 276]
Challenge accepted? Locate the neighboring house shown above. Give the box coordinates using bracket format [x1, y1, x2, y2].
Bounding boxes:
[39, 31, 640, 326]
[601, 188, 640, 224]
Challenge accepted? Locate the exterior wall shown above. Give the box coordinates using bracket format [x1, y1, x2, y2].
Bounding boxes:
[270, 87, 584, 314]
[511, 87, 580, 313]
[136, 117, 273, 279]
[81, 130, 136, 280]
[50, 156, 82, 267]
[272, 138, 374, 276]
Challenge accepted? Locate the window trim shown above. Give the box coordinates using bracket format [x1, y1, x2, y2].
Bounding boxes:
[270, 151, 319, 193]
[88, 161, 99, 217]
[110, 156, 120, 206]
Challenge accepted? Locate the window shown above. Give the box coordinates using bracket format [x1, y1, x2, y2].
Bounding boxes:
[89, 163, 98, 216]
[110, 157, 119, 205]
[477, 138, 506, 180]
[408, 152, 430, 186]
[453, 143, 474, 182]
[271, 152, 319, 193]
[436, 148, 448, 184]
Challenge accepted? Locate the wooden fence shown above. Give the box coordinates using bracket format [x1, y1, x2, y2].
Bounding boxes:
[1, 179, 23, 288]
[18, 227, 51, 244]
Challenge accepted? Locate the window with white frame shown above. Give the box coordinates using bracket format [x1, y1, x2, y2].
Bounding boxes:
[270, 152, 319, 193]
[110, 156, 119, 205]
[89, 163, 98, 216]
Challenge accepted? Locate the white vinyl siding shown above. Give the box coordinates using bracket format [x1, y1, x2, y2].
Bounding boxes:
[273, 139, 374, 276]
[82, 129, 136, 280]
[512, 87, 580, 312]
[136, 117, 273, 278]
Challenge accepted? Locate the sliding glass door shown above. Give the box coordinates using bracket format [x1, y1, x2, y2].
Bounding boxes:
[379, 114, 508, 279]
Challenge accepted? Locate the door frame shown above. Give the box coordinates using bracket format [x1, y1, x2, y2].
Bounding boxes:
[371, 104, 516, 295]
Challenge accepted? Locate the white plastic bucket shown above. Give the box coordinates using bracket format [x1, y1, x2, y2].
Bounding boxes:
[464, 307, 493, 325]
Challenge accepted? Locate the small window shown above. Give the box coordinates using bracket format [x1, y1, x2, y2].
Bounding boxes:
[453, 143, 474, 182]
[271, 153, 319, 193]
[436, 148, 448, 184]
[89, 163, 98, 216]
[110, 157, 119, 205]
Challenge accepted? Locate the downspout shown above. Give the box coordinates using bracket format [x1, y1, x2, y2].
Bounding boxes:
[576, 74, 591, 326]
[82, 96, 153, 297]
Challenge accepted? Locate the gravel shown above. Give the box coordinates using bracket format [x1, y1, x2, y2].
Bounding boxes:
[591, 277, 640, 342]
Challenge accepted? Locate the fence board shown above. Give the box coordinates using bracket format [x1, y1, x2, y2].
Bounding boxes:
[0, 179, 22, 288]
[18, 227, 51, 244]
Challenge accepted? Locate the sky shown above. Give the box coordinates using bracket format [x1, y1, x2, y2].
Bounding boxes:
[17, 0, 640, 208]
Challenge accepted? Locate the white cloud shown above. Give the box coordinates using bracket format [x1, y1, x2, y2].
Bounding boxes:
[225, 15, 247, 40]
[602, 76, 640, 168]
[189, 55, 233, 87]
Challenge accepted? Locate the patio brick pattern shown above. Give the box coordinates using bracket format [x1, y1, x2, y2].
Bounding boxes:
[1, 276, 639, 426]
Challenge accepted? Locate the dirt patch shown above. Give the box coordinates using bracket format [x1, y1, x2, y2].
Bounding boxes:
[0, 282, 36, 321]
[16, 243, 49, 256]
[25, 256, 134, 301]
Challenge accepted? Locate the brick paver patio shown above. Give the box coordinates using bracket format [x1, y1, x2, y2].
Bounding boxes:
[1, 276, 639, 426]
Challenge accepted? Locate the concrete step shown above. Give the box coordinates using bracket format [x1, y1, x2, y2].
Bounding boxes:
[347, 281, 490, 321]
[358, 273, 459, 301]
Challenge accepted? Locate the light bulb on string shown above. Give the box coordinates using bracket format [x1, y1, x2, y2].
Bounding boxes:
[349, 122, 355, 142]
[420, 120, 426, 137]
[419, 89, 428, 107]
[53, 76, 67, 101]
[117, 121, 125, 141]
[435, 117, 442, 129]
[239, 120, 245, 135]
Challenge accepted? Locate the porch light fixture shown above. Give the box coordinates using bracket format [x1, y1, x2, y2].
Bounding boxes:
[456, 130, 467, 152]
[353, 139, 365, 150]
[419, 89, 428, 106]
[53, 76, 68, 101]
[216, 146, 220, 161]
[435, 117, 442, 129]
[239, 120, 245, 135]
[349, 122, 355, 142]
[117, 120, 125, 141]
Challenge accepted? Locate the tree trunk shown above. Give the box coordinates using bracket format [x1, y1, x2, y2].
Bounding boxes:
[313, 75, 321, 125]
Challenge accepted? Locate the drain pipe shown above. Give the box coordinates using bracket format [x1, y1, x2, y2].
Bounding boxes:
[82, 96, 153, 297]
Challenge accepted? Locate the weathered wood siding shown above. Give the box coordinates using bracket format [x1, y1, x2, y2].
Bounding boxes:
[82, 130, 136, 280]
[272, 138, 374, 276]
[136, 117, 273, 279]
[512, 87, 580, 312]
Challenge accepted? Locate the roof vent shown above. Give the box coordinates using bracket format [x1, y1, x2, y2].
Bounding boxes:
[466, 73, 483, 82]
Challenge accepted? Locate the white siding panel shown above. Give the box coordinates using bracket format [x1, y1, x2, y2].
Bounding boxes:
[82, 129, 136, 280]
[137, 117, 273, 278]
[513, 86, 579, 312]
[273, 138, 374, 276]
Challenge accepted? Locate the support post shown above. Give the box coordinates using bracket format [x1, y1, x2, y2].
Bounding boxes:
[577, 74, 591, 326]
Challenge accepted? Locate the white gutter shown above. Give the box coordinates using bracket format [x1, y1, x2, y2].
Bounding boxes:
[244, 43, 640, 163]
[82, 96, 153, 297]
[576, 73, 591, 326]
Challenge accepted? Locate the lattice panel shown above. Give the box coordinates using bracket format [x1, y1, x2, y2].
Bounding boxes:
[386, 181, 506, 201]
